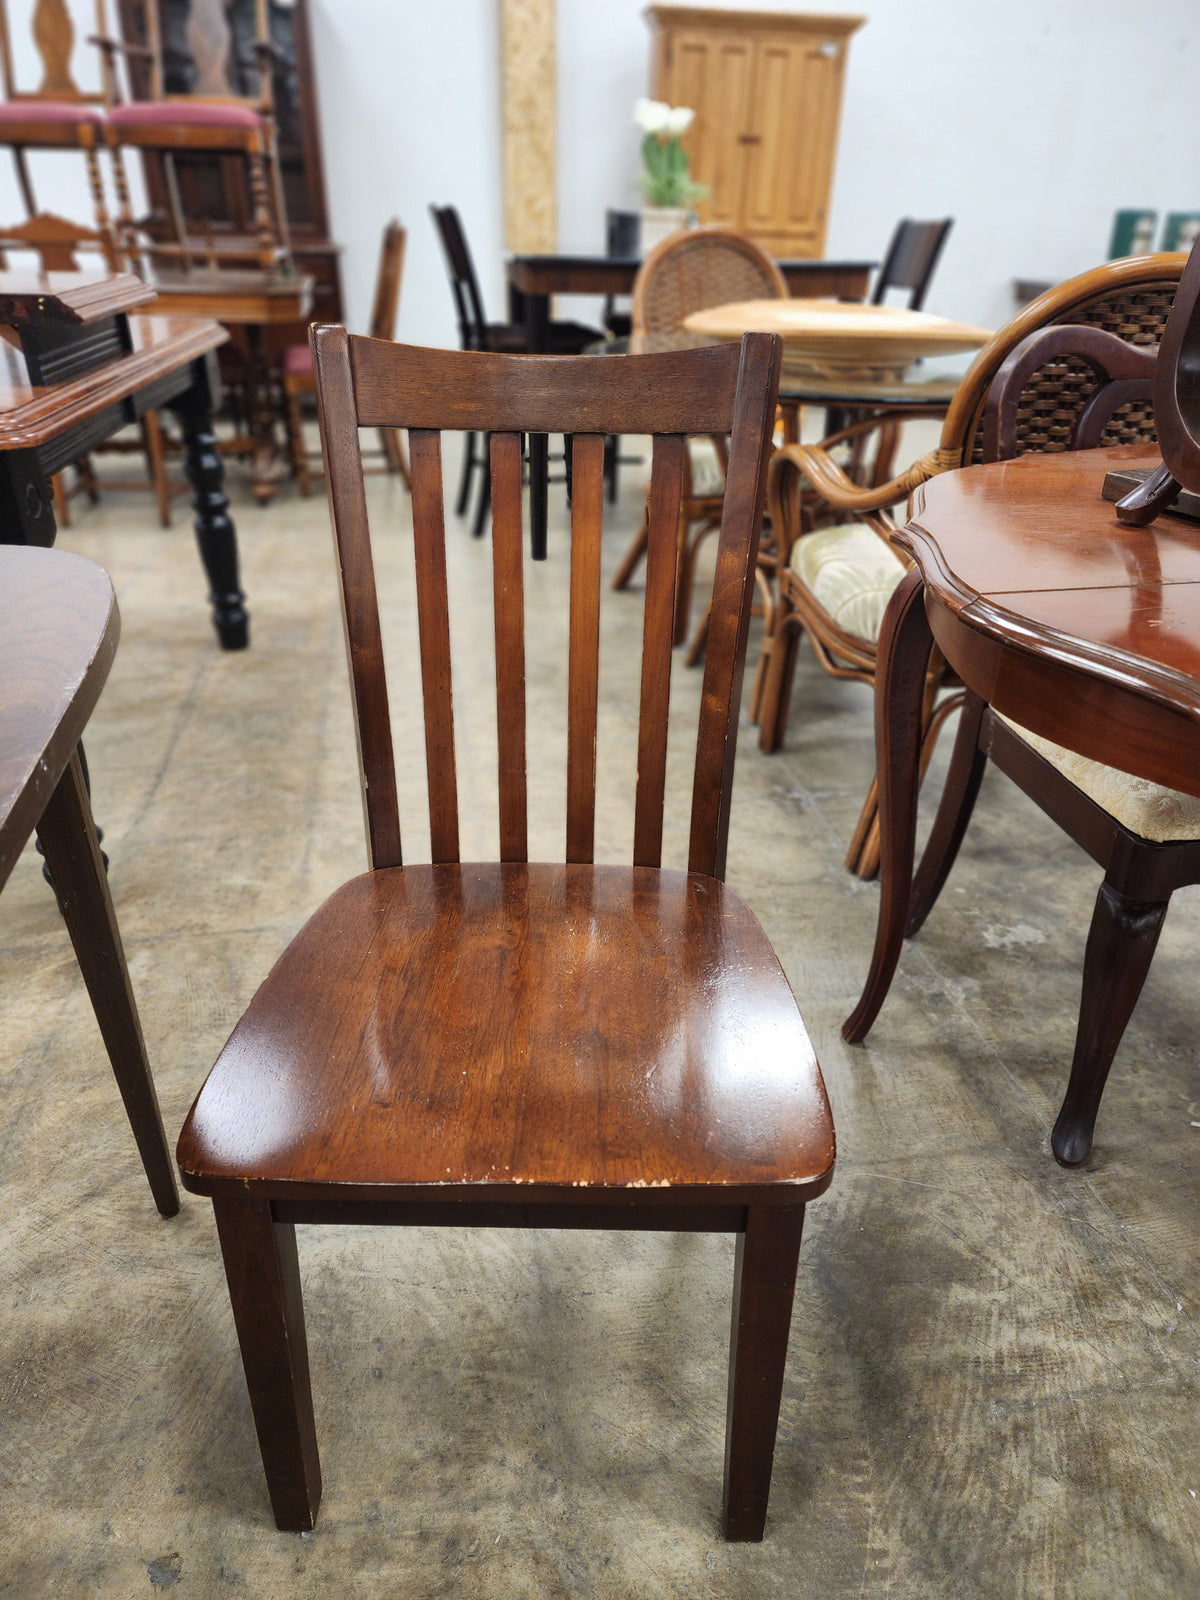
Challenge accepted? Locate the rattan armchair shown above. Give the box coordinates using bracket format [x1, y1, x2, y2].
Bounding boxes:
[612, 226, 787, 647]
[757, 251, 1189, 877]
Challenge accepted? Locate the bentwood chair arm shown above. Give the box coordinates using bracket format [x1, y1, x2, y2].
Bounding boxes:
[780, 439, 952, 519]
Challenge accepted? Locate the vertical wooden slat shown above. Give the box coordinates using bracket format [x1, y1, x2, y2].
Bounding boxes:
[311, 323, 401, 870]
[689, 332, 782, 880]
[490, 431, 528, 862]
[409, 428, 460, 864]
[633, 433, 686, 868]
[566, 433, 605, 863]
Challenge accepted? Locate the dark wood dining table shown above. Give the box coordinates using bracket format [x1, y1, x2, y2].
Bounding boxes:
[506, 252, 877, 557]
[0, 268, 246, 649]
[1, 543, 178, 1215]
[844, 443, 1200, 1041]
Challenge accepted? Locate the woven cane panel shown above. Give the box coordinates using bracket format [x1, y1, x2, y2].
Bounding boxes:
[639, 241, 784, 335]
[966, 284, 1176, 463]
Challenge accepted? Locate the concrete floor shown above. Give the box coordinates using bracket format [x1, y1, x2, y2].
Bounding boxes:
[3, 434, 1200, 1597]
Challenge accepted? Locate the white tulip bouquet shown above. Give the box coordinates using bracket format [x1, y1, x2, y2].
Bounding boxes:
[634, 97, 707, 208]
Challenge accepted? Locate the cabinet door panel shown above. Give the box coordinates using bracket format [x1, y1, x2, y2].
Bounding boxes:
[660, 29, 753, 229]
[742, 35, 846, 254]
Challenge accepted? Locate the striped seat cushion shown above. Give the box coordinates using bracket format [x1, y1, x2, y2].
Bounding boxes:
[789, 522, 906, 643]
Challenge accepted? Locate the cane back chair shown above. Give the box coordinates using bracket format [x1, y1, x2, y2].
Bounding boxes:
[175, 329, 837, 1539]
[612, 225, 788, 652]
[283, 217, 409, 496]
[758, 252, 1189, 877]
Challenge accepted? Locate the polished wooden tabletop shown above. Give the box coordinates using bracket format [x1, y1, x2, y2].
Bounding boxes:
[508, 253, 875, 302]
[0, 545, 117, 886]
[901, 443, 1200, 796]
[0, 313, 227, 447]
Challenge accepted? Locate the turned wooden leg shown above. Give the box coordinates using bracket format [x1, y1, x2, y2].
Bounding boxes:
[284, 380, 311, 497]
[211, 1196, 322, 1531]
[906, 690, 988, 937]
[843, 569, 934, 1043]
[167, 359, 249, 651]
[722, 1204, 806, 1541]
[612, 508, 649, 592]
[455, 431, 478, 516]
[758, 607, 801, 754]
[35, 752, 179, 1218]
[1052, 883, 1169, 1166]
[142, 411, 173, 528]
[380, 427, 411, 489]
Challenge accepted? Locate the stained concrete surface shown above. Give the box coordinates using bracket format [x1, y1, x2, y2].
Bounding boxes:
[2, 436, 1200, 1597]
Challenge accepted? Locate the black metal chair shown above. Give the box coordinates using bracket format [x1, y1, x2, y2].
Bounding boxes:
[429, 205, 602, 536]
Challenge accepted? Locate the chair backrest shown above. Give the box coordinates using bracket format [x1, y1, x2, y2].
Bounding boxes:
[311, 329, 782, 880]
[0, 0, 106, 105]
[940, 252, 1189, 469]
[115, 0, 272, 107]
[367, 217, 405, 343]
[981, 324, 1157, 462]
[631, 225, 787, 337]
[0, 207, 116, 269]
[870, 218, 952, 310]
[1152, 233, 1200, 495]
[430, 204, 490, 352]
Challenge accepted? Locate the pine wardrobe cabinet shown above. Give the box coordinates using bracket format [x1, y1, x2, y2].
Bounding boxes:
[645, 7, 864, 258]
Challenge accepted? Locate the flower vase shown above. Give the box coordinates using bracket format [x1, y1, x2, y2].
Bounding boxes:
[640, 205, 690, 256]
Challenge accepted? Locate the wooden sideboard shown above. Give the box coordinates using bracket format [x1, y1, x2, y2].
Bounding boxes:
[646, 6, 864, 258]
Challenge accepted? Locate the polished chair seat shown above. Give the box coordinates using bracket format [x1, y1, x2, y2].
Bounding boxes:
[179, 862, 826, 1192]
[107, 99, 264, 134]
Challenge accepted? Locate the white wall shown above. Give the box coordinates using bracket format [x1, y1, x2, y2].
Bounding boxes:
[3, 0, 1196, 349]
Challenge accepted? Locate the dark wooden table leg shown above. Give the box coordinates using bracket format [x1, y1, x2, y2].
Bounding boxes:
[843, 568, 935, 1042]
[167, 355, 250, 651]
[521, 288, 552, 560]
[35, 750, 180, 1217]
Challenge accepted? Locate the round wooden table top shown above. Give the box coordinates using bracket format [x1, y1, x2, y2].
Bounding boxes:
[902, 444, 1200, 797]
[682, 298, 992, 380]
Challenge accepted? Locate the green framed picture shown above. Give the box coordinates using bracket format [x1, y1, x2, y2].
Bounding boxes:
[1108, 210, 1158, 258]
[1161, 213, 1200, 253]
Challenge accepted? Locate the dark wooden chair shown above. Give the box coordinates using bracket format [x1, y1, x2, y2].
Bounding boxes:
[429, 203, 603, 537]
[96, 0, 291, 279]
[871, 218, 954, 309]
[901, 302, 1200, 1167]
[175, 328, 837, 1539]
[758, 252, 1187, 878]
[283, 218, 409, 496]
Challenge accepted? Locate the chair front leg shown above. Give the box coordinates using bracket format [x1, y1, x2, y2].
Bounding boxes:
[722, 1204, 805, 1541]
[1052, 883, 1169, 1166]
[212, 1196, 322, 1531]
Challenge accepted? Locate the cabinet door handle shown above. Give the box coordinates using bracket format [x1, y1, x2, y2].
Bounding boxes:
[737, 132, 761, 145]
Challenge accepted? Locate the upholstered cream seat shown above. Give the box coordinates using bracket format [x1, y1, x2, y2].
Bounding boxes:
[999, 716, 1200, 843]
[788, 522, 907, 646]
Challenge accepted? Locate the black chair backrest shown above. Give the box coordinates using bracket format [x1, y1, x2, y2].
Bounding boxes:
[606, 208, 641, 259]
[871, 218, 953, 310]
[430, 204, 490, 351]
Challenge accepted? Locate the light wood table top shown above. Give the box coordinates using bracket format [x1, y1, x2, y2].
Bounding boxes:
[683, 298, 992, 382]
